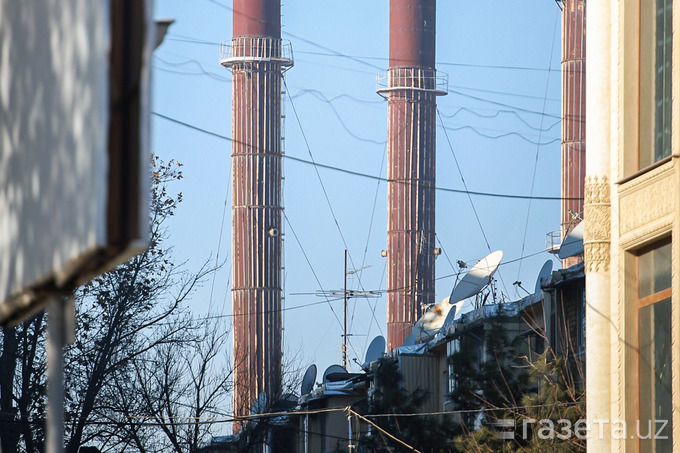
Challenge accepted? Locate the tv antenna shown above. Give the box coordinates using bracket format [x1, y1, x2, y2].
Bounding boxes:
[315, 250, 380, 368]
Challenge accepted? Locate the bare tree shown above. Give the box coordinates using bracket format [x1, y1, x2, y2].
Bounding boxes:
[0, 156, 231, 453]
[101, 321, 233, 453]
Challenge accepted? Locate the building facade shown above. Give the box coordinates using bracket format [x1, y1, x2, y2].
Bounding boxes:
[585, 0, 679, 451]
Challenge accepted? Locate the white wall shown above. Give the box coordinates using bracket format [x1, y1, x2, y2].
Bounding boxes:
[0, 1, 110, 307]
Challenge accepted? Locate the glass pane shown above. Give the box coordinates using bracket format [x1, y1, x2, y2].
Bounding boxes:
[654, 242, 672, 291]
[638, 242, 672, 298]
[640, 0, 673, 168]
[654, 0, 672, 162]
[639, 298, 673, 451]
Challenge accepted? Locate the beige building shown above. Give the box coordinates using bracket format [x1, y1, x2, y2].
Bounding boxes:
[585, 0, 678, 451]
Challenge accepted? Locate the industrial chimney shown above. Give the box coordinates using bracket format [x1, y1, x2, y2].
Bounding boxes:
[378, 0, 446, 350]
[561, 0, 586, 267]
[220, 0, 292, 428]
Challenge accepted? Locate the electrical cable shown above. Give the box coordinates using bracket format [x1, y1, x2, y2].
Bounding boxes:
[288, 89, 385, 146]
[516, 11, 559, 291]
[289, 88, 560, 146]
[153, 54, 229, 81]
[282, 77, 372, 359]
[439, 106, 561, 133]
[151, 111, 581, 202]
[441, 124, 559, 146]
[206, 151, 232, 316]
[283, 212, 344, 331]
[437, 107, 511, 298]
[350, 140, 387, 335]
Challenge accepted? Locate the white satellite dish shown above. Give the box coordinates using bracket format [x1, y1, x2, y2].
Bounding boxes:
[300, 364, 317, 395]
[439, 299, 466, 334]
[558, 222, 584, 259]
[363, 336, 385, 367]
[535, 260, 554, 293]
[412, 297, 454, 342]
[450, 251, 503, 303]
[322, 364, 347, 383]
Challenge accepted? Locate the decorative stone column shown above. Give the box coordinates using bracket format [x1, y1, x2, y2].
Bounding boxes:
[584, 0, 612, 449]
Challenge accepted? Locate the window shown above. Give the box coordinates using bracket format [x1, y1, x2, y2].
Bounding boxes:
[637, 241, 672, 451]
[446, 339, 459, 394]
[639, 0, 673, 168]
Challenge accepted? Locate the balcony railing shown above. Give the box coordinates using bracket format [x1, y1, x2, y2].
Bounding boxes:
[220, 37, 293, 68]
[376, 67, 448, 96]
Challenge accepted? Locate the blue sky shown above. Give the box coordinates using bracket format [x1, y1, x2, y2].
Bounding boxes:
[151, 0, 564, 398]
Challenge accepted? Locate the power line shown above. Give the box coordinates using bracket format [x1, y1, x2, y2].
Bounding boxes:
[283, 77, 373, 353]
[437, 108, 511, 298]
[438, 106, 561, 133]
[517, 11, 559, 289]
[441, 124, 559, 146]
[151, 112, 581, 202]
[288, 89, 385, 145]
[290, 88, 560, 145]
[283, 212, 344, 331]
[352, 140, 388, 340]
[161, 28, 567, 113]
[284, 77, 352, 252]
[437, 109, 492, 252]
[164, 32, 579, 75]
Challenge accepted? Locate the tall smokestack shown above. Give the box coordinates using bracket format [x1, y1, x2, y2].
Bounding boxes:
[561, 0, 585, 267]
[379, 0, 446, 350]
[220, 0, 292, 428]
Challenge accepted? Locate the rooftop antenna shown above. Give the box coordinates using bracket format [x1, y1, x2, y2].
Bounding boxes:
[558, 221, 584, 259]
[300, 364, 317, 396]
[411, 297, 455, 343]
[322, 364, 347, 383]
[362, 335, 386, 369]
[513, 280, 531, 296]
[316, 250, 380, 369]
[535, 260, 554, 293]
[450, 251, 503, 304]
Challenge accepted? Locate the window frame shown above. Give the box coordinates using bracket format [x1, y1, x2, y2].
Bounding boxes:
[637, 0, 673, 170]
[634, 239, 673, 451]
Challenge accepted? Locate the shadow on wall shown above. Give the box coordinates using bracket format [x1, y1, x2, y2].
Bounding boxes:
[0, 0, 109, 305]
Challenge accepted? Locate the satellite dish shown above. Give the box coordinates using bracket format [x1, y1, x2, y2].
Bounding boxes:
[450, 251, 503, 303]
[440, 299, 466, 334]
[322, 364, 347, 383]
[535, 260, 553, 293]
[412, 297, 454, 342]
[558, 222, 584, 259]
[251, 392, 267, 415]
[451, 299, 465, 319]
[363, 336, 385, 367]
[300, 364, 317, 395]
[401, 332, 416, 347]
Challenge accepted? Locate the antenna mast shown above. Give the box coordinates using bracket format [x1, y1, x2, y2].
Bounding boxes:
[343, 249, 348, 369]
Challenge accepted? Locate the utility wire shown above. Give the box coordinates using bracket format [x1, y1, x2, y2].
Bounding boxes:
[350, 140, 388, 340]
[437, 109, 492, 252]
[348, 408, 421, 453]
[289, 88, 560, 145]
[151, 111, 581, 202]
[283, 77, 372, 351]
[283, 212, 343, 331]
[283, 78, 351, 254]
[6, 400, 582, 427]
[437, 108, 511, 298]
[165, 32, 579, 74]
[439, 106, 561, 133]
[517, 11, 559, 288]
[206, 153, 232, 316]
[144, 248, 548, 328]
